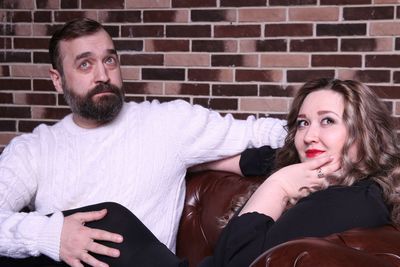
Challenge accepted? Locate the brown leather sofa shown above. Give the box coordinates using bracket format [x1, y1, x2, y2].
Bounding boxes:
[176, 170, 400, 267]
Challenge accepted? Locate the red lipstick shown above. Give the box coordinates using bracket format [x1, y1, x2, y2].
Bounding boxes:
[305, 149, 324, 158]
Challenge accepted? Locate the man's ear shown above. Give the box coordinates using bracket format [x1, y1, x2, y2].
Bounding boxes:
[49, 68, 63, 94]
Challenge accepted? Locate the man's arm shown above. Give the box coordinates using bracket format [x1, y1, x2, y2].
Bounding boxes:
[188, 146, 277, 177]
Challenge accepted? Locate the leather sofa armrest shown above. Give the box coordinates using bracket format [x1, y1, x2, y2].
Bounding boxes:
[250, 225, 400, 267]
[176, 170, 264, 266]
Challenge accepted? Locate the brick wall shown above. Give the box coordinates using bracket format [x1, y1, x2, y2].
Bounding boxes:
[1, 0, 400, 152]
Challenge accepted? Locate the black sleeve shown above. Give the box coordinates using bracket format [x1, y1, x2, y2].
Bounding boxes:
[239, 145, 276, 176]
[199, 180, 391, 267]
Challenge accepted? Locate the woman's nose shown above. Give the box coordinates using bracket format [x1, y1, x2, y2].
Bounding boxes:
[303, 124, 319, 143]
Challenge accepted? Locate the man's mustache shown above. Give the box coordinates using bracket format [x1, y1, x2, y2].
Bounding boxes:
[86, 83, 122, 99]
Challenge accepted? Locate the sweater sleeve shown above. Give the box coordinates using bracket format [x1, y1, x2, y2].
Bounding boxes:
[160, 100, 286, 166]
[239, 146, 277, 176]
[0, 135, 63, 261]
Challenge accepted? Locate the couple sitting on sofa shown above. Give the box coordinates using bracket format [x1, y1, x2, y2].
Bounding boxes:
[3, 77, 397, 267]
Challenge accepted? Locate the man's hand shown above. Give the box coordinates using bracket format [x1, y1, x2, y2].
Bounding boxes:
[60, 209, 123, 267]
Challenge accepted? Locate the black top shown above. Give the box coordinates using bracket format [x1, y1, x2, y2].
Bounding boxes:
[200, 146, 391, 267]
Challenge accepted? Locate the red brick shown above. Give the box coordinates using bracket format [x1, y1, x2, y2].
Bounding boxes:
[165, 83, 210, 95]
[289, 7, 339, 21]
[353, 70, 391, 83]
[215, 25, 261, 38]
[370, 22, 400, 36]
[54, 11, 96, 22]
[240, 39, 287, 52]
[239, 8, 285, 22]
[114, 40, 143, 51]
[172, 0, 217, 7]
[287, 70, 335, 82]
[81, 0, 124, 8]
[394, 71, 400, 83]
[290, 38, 338, 52]
[0, 120, 16, 132]
[36, 0, 59, 8]
[260, 84, 293, 97]
[370, 85, 400, 98]
[33, 52, 50, 64]
[0, 52, 30, 63]
[0, 93, 13, 104]
[14, 37, 49, 49]
[312, 55, 362, 67]
[0, 79, 31, 91]
[317, 23, 366, 36]
[166, 25, 211, 37]
[144, 10, 187, 23]
[121, 26, 164, 38]
[0, 38, 11, 49]
[34, 11, 52, 22]
[61, 0, 78, 8]
[366, 55, 400, 68]
[145, 40, 190, 52]
[193, 98, 238, 110]
[123, 82, 163, 95]
[320, 0, 370, 4]
[236, 69, 282, 82]
[265, 24, 312, 37]
[14, 93, 56, 105]
[0, 66, 10, 77]
[220, 0, 266, 6]
[341, 38, 391, 52]
[18, 120, 56, 133]
[212, 84, 257, 96]
[165, 54, 209, 67]
[142, 68, 185, 81]
[188, 69, 233, 82]
[0, 24, 14, 36]
[120, 54, 163, 66]
[32, 107, 71, 120]
[33, 79, 54, 92]
[192, 40, 237, 52]
[98, 11, 141, 23]
[0, 107, 31, 118]
[211, 54, 258, 67]
[343, 6, 394, 20]
[192, 9, 236, 22]
[6, 11, 32, 22]
[270, 0, 316, 5]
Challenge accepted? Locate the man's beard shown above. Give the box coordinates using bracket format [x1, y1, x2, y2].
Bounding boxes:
[62, 81, 125, 123]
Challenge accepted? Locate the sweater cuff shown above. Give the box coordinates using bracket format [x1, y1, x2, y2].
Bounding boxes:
[268, 119, 287, 149]
[37, 211, 64, 261]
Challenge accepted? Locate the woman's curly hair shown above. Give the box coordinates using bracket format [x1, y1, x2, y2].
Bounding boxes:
[221, 78, 400, 227]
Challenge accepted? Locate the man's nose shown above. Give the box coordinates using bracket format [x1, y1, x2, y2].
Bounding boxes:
[94, 64, 110, 83]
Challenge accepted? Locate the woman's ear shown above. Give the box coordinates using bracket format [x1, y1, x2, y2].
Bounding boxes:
[49, 68, 63, 94]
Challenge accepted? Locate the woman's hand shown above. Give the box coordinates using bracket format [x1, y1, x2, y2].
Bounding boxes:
[60, 209, 123, 267]
[269, 155, 340, 204]
[239, 155, 340, 220]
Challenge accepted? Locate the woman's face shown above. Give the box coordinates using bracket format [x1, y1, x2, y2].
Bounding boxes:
[294, 89, 354, 163]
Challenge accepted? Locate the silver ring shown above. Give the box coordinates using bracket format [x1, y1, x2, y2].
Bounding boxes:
[317, 168, 324, 178]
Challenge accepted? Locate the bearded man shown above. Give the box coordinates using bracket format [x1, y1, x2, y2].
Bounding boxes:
[0, 18, 286, 267]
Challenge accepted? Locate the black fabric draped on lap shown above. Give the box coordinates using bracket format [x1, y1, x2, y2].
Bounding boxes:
[0, 202, 187, 267]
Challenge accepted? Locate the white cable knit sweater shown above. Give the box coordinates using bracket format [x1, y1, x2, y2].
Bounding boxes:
[0, 100, 286, 261]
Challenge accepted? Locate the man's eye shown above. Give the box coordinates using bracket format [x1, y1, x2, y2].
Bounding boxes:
[106, 57, 117, 65]
[79, 61, 90, 70]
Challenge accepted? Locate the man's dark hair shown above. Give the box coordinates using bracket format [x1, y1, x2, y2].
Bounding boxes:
[49, 18, 104, 74]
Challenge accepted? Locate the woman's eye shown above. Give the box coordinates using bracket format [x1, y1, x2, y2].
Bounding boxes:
[321, 117, 334, 125]
[296, 120, 308, 128]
